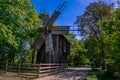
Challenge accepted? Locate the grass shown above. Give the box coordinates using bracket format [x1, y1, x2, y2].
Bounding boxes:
[86, 70, 119, 80]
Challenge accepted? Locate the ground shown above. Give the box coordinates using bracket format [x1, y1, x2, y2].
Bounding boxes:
[0, 72, 26, 80]
[0, 67, 91, 80]
[35, 67, 91, 80]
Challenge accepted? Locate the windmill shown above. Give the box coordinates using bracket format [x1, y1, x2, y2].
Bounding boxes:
[32, 2, 70, 64]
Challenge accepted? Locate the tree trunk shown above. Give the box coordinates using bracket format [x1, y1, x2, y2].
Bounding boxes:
[101, 47, 105, 70]
[31, 50, 35, 63]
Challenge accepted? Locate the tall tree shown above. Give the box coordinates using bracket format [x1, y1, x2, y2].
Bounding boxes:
[98, 8, 120, 77]
[75, 1, 113, 37]
[0, 0, 40, 63]
[75, 1, 114, 69]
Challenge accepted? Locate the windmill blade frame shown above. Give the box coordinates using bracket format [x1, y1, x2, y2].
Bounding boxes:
[32, 2, 69, 64]
[32, 31, 47, 50]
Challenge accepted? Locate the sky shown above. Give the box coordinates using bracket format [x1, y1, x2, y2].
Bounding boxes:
[30, 0, 117, 26]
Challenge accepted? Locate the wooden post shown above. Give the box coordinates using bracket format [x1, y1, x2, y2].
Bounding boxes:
[64, 64, 67, 72]
[5, 63, 8, 74]
[65, 63, 68, 72]
[18, 63, 20, 75]
[49, 63, 51, 72]
[59, 63, 61, 70]
[38, 63, 41, 77]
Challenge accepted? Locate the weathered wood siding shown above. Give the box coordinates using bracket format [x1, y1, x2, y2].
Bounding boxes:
[36, 35, 70, 64]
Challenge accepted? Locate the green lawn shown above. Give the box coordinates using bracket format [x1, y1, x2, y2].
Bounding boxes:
[86, 70, 119, 80]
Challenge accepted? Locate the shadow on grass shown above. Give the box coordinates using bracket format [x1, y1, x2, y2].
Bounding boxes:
[86, 70, 119, 80]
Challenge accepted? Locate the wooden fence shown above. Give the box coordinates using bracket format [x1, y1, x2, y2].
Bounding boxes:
[0, 63, 68, 77]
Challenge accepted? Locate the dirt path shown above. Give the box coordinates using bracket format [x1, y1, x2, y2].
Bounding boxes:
[35, 67, 92, 80]
[0, 67, 91, 80]
[0, 72, 25, 80]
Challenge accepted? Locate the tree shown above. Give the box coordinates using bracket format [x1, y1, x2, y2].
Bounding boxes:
[75, 1, 113, 38]
[75, 1, 114, 69]
[65, 33, 89, 66]
[98, 8, 120, 77]
[0, 0, 40, 63]
[84, 37, 102, 69]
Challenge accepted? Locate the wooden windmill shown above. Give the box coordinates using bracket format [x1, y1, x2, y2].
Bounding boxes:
[32, 2, 70, 64]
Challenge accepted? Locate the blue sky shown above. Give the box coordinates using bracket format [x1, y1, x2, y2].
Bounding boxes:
[30, 0, 117, 26]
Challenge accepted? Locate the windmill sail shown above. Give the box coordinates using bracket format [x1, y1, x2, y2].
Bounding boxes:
[44, 2, 68, 28]
[32, 31, 46, 50]
[32, 2, 68, 50]
[33, 2, 69, 63]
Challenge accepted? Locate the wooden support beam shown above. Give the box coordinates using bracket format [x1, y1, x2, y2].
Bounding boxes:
[51, 26, 69, 35]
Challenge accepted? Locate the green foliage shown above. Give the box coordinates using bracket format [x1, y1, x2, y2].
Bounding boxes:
[84, 37, 102, 68]
[0, 0, 40, 63]
[75, 1, 114, 69]
[98, 8, 120, 77]
[75, 1, 113, 37]
[66, 33, 89, 66]
[86, 70, 116, 80]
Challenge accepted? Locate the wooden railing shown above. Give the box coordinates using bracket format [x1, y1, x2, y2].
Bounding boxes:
[0, 63, 68, 77]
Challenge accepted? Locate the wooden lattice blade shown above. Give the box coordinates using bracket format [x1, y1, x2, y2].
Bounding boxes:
[32, 31, 46, 50]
